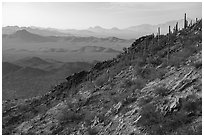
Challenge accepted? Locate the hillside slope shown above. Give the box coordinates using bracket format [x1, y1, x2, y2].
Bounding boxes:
[2, 59, 93, 100]
[2, 20, 202, 135]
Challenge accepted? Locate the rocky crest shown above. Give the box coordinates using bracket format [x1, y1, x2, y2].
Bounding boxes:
[2, 20, 202, 135]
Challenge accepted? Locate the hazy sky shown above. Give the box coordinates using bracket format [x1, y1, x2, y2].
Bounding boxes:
[2, 2, 202, 29]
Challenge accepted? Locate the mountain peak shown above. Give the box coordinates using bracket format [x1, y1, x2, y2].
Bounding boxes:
[14, 56, 51, 67]
[111, 27, 119, 30]
[88, 26, 104, 31]
[15, 29, 31, 35]
[94, 26, 103, 29]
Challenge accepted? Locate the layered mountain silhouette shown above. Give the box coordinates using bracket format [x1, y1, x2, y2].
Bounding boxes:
[2, 62, 22, 76]
[72, 46, 121, 53]
[2, 57, 93, 100]
[3, 30, 132, 62]
[3, 26, 72, 36]
[3, 18, 194, 39]
[6, 29, 59, 42]
[14, 56, 51, 66]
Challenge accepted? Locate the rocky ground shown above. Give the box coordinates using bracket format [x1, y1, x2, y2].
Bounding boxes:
[2, 20, 202, 135]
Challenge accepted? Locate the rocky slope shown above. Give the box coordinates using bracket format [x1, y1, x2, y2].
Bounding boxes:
[2, 20, 202, 135]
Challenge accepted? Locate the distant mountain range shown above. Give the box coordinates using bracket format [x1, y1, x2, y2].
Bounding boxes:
[3, 29, 132, 62]
[2, 57, 93, 100]
[72, 46, 121, 53]
[3, 18, 194, 39]
[2, 62, 22, 77]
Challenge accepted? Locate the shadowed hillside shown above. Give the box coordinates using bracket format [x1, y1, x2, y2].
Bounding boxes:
[2, 58, 93, 100]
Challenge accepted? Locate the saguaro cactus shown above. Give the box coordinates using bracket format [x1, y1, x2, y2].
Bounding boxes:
[169, 26, 171, 34]
[173, 23, 178, 33]
[158, 27, 160, 47]
[158, 27, 160, 36]
[167, 26, 171, 64]
[175, 22, 178, 32]
[184, 13, 188, 29]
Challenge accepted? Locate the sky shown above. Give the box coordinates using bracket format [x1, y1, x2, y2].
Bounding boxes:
[2, 2, 202, 29]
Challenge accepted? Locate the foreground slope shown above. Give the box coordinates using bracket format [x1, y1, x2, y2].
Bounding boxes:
[2, 20, 202, 135]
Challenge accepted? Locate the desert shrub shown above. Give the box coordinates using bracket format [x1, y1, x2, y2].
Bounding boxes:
[147, 57, 162, 66]
[83, 111, 96, 125]
[157, 68, 168, 79]
[52, 126, 64, 135]
[138, 94, 202, 134]
[135, 66, 161, 81]
[181, 95, 202, 115]
[17, 103, 29, 112]
[58, 108, 83, 124]
[122, 96, 137, 107]
[174, 123, 202, 135]
[138, 103, 186, 134]
[138, 95, 153, 106]
[168, 54, 184, 67]
[168, 45, 197, 67]
[87, 127, 99, 135]
[154, 87, 170, 97]
[98, 114, 111, 126]
[2, 125, 16, 135]
[137, 103, 164, 134]
[132, 78, 146, 90]
[120, 79, 135, 88]
[162, 111, 190, 133]
[112, 91, 132, 104]
[94, 73, 109, 87]
[82, 81, 95, 91]
[192, 61, 202, 69]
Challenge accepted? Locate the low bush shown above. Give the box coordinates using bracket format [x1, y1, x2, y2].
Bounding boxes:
[181, 94, 202, 115]
[94, 73, 109, 87]
[137, 94, 202, 134]
[137, 103, 164, 134]
[120, 79, 135, 88]
[58, 108, 83, 124]
[138, 95, 153, 106]
[192, 61, 202, 69]
[87, 127, 99, 135]
[83, 111, 96, 125]
[154, 87, 170, 97]
[168, 45, 197, 68]
[132, 78, 146, 90]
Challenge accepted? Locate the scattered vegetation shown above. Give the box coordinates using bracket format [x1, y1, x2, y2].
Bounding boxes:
[94, 73, 109, 87]
[154, 87, 170, 97]
[58, 107, 83, 124]
[87, 127, 99, 135]
[192, 61, 202, 69]
[138, 94, 202, 135]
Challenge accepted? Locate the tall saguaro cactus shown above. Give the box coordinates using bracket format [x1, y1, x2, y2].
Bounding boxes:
[175, 22, 178, 32]
[169, 26, 171, 34]
[190, 20, 193, 26]
[184, 13, 188, 29]
[158, 27, 160, 36]
[167, 26, 171, 65]
[158, 27, 160, 47]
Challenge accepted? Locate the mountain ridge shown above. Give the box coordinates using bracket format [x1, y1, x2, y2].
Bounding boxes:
[2, 19, 202, 135]
[3, 18, 196, 39]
